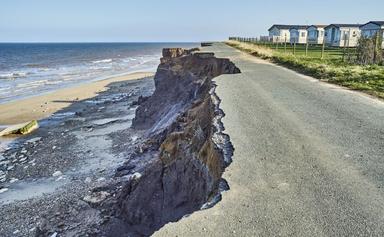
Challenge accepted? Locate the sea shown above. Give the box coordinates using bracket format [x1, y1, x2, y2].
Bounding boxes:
[0, 42, 199, 104]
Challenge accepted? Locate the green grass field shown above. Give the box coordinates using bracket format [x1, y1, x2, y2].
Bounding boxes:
[249, 41, 355, 60]
[226, 40, 384, 99]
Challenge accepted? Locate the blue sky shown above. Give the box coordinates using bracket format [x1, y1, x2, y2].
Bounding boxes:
[1, 0, 383, 42]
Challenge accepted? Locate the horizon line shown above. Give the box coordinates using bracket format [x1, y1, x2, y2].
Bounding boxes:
[0, 41, 204, 44]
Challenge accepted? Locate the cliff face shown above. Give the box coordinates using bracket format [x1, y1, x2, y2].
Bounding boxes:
[132, 48, 239, 133]
[110, 48, 240, 236]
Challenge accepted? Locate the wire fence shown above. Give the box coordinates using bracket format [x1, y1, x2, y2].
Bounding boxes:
[228, 37, 358, 61]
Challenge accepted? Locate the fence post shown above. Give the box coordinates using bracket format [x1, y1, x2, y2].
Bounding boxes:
[343, 32, 347, 62]
[346, 30, 351, 61]
[374, 30, 380, 63]
[293, 40, 296, 55]
[284, 35, 287, 53]
[321, 37, 325, 59]
[305, 41, 309, 56]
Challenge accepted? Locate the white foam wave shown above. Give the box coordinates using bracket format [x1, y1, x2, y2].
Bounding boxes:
[0, 87, 11, 92]
[16, 80, 49, 88]
[0, 72, 28, 79]
[0, 52, 161, 103]
[92, 59, 113, 64]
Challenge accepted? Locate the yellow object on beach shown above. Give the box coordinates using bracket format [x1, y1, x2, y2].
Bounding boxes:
[0, 120, 39, 136]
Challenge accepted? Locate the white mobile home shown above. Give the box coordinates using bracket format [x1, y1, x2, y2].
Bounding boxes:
[268, 25, 292, 43]
[324, 24, 361, 47]
[307, 25, 326, 44]
[360, 21, 384, 49]
[289, 25, 309, 44]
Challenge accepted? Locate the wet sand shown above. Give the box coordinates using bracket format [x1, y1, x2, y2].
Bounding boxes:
[0, 72, 154, 125]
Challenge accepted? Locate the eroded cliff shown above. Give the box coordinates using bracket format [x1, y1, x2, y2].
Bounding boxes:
[107, 48, 240, 236]
[32, 48, 240, 237]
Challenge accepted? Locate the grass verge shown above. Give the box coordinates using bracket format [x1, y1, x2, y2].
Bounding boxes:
[226, 40, 384, 99]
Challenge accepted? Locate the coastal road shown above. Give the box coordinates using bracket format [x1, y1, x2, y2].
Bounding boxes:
[154, 43, 384, 236]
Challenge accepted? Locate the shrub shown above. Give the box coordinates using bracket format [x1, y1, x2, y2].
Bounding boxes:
[355, 32, 384, 65]
[355, 37, 375, 65]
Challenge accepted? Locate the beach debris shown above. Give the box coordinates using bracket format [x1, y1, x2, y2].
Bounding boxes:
[19, 157, 28, 163]
[0, 120, 39, 136]
[0, 160, 10, 165]
[115, 164, 136, 177]
[9, 178, 18, 183]
[0, 187, 9, 193]
[84, 177, 92, 183]
[131, 172, 142, 180]
[28, 159, 36, 164]
[83, 191, 110, 205]
[92, 118, 119, 126]
[0, 171, 6, 182]
[25, 137, 42, 144]
[0, 161, 10, 168]
[97, 106, 105, 110]
[13, 230, 20, 234]
[0, 154, 5, 161]
[52, 171, 63, 177]
[131, 135, 139, 142]
[50, 232, 58, 237]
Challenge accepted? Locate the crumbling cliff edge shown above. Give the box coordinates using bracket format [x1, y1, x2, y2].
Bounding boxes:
[35, 48, 240, 237]
[105, 48, 240, 236]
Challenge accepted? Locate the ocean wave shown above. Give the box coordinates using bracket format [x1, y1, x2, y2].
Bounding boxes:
[25, 63, 50, 68]
[38, 68, 52, 72]
[122, 58, 138, 62]
[45, 81, 62, 85]
[121, 55, 159, 66]
[92, 59, 113, 64]
[90, 65, 113, 70]
[0, 72, 29, 79]
[0, 87, 11, 92]
[16, 79, 49, 88]
[0, 42, 199, 104]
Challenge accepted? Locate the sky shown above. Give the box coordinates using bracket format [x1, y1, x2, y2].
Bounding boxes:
[1, 0, 383, 42]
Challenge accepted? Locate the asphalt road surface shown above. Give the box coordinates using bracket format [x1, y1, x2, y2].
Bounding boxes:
[154, 43, 384, 237]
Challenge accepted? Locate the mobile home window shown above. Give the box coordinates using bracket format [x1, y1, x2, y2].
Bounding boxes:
[301, 32, 305, 37]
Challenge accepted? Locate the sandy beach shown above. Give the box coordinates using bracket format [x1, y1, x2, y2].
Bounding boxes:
[0, 72, 154, 125]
